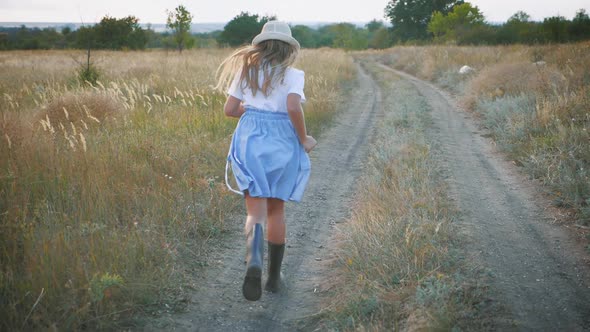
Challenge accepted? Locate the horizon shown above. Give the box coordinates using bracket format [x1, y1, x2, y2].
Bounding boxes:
[0, 21, 372, 34]
[0, 0, 588, 26]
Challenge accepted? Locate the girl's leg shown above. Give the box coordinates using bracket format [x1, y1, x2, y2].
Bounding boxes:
[243, 194, 267, 301]
[245, 195, 267, 233]
[265, 198, 286, 293]
[266, 198, 285, 243]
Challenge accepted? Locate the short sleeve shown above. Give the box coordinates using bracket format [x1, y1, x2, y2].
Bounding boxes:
[227, 72, 243, 100]
[287, 69, 306, 103]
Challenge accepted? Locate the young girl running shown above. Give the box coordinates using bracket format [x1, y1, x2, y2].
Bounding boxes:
[216, 21, 317, 301]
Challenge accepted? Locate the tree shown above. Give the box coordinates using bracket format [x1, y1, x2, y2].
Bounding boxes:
[428, 3, 485, 43]
[569, 9, 590, 41]
[75, 25, 96, 49]
[366, 19, 385, 33]
[369, 27, 393, 49]
[166, 5, 193, 52]
[385, 0, 464, 42]
[0, 33, 7, 50]
[541, 16, 568, 43]
[291, 25, 318, 48]
[330, 23, 368, 50]
[364, 20, 392, 49]
[219, 12, 275, 47]
[61, 26, 72, 36]
[498, 11, 538, 44]
[94, 15, 146, 50]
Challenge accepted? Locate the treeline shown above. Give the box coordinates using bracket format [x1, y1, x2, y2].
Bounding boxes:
[1, 2, 590, 51]
[387, 1, 590, 46]
[0, 16, 149, 50]
[301, 6, 590, 48]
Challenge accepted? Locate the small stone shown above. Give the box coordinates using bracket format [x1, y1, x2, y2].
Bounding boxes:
[459, 65, 475, 74]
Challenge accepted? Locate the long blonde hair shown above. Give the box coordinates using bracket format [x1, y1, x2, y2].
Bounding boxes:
[216, 40, 298, 97]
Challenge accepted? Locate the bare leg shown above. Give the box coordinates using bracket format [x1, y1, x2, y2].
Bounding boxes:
[245, 194, 267, 233]
[267, 198, 285, 244]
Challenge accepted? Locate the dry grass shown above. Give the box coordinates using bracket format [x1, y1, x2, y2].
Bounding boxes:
[371, 42, 590, 224]
[463, 62, 566, 110]
[0, 48, 354, 330]
[40, 90, 121, 126]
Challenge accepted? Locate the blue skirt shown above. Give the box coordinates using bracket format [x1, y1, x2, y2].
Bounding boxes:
[225, 108, 311, 202]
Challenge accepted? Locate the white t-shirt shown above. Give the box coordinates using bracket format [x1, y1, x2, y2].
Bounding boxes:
[228, 67, 306, 113]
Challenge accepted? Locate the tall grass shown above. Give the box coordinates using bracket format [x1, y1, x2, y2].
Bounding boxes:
[315, 61, 482, 331]
[372, 42, 590, 224]
[0, 48, 354, 330]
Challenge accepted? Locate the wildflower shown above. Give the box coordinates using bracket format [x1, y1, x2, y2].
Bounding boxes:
[79, 133, 87, 152]
[4, 134, 11, 149]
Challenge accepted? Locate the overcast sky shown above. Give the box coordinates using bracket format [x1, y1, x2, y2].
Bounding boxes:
[1, 0, 588, 24]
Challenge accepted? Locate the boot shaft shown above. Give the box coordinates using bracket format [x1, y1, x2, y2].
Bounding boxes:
[246, 224, 264, 268]
[267, 242, 285, 277]
[265, 242, 285, 293]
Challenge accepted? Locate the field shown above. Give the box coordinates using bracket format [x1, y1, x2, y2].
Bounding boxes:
[0, 48, 354, 330]
[1, 42, 589, 331]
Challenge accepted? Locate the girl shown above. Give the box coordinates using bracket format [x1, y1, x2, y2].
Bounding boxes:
[216, 21, 317, 301]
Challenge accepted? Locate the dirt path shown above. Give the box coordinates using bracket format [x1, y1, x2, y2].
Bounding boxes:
[375, 62, 590, 331]
[159, 63, 381, 331]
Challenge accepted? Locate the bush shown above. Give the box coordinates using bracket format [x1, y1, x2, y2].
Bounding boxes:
[78, 63, 100, 85]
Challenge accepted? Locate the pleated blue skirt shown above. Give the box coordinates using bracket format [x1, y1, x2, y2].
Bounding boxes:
[225, 108, 311, 202]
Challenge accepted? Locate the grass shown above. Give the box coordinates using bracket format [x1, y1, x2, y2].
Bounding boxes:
[371, 42, 590, 225]
[0, 48, 354, 330]
[314, 60, 486, 331]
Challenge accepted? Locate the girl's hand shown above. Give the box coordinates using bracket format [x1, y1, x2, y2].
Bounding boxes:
[303, 135, 317, 153]
[223, 96, 245, 118]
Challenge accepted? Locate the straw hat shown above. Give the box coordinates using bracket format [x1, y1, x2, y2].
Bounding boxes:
[252, 21, 300, 50]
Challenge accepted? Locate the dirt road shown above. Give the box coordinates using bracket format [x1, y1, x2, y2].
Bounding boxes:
[160, 63, 381, 331]
[376, 63, 590, 331]
[158, 59, 590, 331]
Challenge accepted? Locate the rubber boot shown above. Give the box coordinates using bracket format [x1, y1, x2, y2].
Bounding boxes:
[242, 223, 264, 301]
[264, 242, 285, 293]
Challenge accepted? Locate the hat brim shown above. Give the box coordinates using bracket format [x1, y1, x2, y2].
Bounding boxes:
[252, 32, 300, 50]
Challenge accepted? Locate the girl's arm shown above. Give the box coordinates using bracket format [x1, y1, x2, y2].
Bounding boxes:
[287, 93, 317, 153]
[223, 95, 245, 118]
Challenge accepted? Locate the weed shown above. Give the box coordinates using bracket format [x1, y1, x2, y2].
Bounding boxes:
[78, 63, 100, 85]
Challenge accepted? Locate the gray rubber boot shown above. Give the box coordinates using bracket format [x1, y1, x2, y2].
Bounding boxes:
[264, 242, 285, 293]
[242, 224, 264, 301]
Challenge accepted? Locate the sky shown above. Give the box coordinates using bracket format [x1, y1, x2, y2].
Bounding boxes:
[0, 0, 589, 24]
